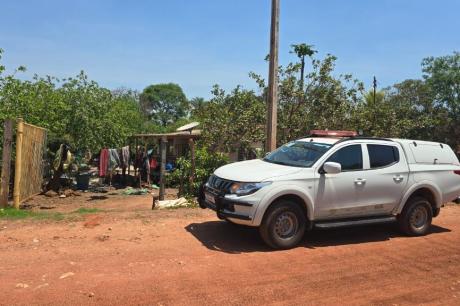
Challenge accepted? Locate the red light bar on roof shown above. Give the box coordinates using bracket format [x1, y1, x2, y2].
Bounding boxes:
[309, 130, 358, 137]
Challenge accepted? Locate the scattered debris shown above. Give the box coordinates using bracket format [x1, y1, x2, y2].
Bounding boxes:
[16, 283, 29, 288]
[21, 203, 35, 210]
[156, 197, 189, 209]
[65, 190, 81, 197]
[97, 235, 110, 242]
[89, 187, 109, 193]
[59, 194, 66, 198]
[88, 292, 95, 298]
[34, 283, 49, 290]
[59, 272, 75, 279]
[33, 238, 39, 243]
[122, 187, 149, 195]
[44, 190, 59, 197]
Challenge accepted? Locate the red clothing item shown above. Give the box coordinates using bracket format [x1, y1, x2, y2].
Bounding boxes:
[150, 158, 158, 169]
[99, 148, 109, 177]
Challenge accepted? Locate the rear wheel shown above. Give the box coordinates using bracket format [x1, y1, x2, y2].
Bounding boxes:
[398, 196, 433, 236]
[259, 200, 306, 249]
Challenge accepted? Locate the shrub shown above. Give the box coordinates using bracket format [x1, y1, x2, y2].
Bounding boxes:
[168, 147, 229, 196]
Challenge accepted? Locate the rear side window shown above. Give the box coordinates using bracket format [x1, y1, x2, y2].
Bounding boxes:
[367, 144, 399, 168]
[326, 144, 363, 171]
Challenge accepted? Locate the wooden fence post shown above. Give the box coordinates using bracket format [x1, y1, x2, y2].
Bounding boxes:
[13, 118, 24, 209]
[0, 120, 13, 208]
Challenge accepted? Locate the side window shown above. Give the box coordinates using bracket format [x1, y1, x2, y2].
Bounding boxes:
[367, 144, 399, 168]
[326, 144, 363, 171]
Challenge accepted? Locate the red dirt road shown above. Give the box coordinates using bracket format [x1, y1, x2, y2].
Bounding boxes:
[1, 195, 460, 305]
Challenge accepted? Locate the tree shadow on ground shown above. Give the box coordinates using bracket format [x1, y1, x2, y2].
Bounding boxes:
[185, 221, 450, 254]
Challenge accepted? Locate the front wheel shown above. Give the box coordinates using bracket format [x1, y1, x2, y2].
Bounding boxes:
[259, 200, 306, 249]
[398, 196, 433, 236]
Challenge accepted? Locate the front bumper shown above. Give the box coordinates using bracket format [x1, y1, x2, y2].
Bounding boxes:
[198, 186, 254, 222]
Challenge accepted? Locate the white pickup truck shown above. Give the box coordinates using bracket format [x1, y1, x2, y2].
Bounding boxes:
[198, 130, 460, 249]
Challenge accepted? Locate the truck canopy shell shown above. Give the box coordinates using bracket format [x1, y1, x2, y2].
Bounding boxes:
[392, 139, 459, 165]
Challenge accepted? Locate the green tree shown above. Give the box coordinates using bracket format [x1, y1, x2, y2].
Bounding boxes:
[0, 49, 148, 153]
[140, 83, 189, 127]
[195, 85, 265, 157]
[422, 52, 460, 146]
[251, 53, 363, 145]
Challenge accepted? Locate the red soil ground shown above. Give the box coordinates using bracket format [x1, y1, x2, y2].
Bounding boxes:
[1, 192, 460, 305]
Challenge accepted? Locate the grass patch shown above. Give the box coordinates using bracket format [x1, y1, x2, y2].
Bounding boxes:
[0, 208, 32, 219]
[0, 208, 64, 221]
[72, 207, 102, 214]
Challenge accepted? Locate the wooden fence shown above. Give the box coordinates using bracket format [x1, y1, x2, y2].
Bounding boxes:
[13, 119, 47, 208]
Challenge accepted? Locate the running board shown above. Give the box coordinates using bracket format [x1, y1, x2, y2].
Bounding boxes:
[314, 216, 396, 229]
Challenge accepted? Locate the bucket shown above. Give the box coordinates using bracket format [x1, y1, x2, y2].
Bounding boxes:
[76, 173, 91, 190]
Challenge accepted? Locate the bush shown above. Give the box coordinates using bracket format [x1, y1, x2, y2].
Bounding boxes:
[168, 147, 229, 196]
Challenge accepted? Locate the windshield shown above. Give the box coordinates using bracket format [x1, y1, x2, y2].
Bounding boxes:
[263, 141, 333, 168]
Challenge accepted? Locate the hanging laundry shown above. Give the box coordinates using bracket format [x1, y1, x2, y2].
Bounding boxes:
[121, 146, 130, 168]
[150, 157, 158, 170]
[134, 150, 144, 170]
[108, 149, 120, 170]
[99, 148, 109, 177]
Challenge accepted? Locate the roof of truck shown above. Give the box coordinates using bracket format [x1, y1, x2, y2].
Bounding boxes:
[297, 136, 449, 147]
[297, 137, 341, 144]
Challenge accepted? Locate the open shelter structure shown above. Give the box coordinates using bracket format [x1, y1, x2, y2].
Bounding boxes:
[130, 129, 200, 200]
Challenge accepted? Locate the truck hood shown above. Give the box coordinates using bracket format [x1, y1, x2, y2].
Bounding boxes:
[213, 159, 302, 182]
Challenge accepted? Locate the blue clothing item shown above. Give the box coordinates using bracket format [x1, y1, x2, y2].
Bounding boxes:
[165, 162, 173, 171]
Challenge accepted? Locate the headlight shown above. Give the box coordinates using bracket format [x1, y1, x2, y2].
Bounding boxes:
[229, 181, 271, 196]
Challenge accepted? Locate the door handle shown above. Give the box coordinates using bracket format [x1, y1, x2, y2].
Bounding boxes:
[393, 175, 404, 183]
[354, 178, 366, 186]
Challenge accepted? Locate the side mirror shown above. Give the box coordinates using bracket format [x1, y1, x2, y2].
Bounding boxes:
[323, 162, 341, 174]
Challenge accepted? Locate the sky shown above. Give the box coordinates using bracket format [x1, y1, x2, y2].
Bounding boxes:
[1, 0, 459, 99]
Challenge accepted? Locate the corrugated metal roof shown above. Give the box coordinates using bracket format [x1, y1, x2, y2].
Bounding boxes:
[131, 130, 201, 138]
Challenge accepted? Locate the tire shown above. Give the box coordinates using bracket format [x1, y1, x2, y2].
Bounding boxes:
[259, 200, 307, 249]
[398, 196, 433, 236]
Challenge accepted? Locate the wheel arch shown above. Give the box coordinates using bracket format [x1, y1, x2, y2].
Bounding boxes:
[396, 183, 442, 215]
[253, 187, 314, 226]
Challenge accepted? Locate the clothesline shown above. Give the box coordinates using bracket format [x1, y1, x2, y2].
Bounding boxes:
[99, 146, 130, 177]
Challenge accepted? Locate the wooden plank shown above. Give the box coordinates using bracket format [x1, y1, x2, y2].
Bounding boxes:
[0, 120, 13, 208]
[13, 118, 24, 209]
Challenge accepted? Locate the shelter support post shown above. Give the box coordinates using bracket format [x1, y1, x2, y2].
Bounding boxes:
[188, 138, 195, 192]
[13, 118, 24, 209]
[0, 119, 13, 208]
[159, 136, 167, 201]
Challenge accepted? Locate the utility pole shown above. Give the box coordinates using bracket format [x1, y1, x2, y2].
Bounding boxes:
[266, 0, 280, 152]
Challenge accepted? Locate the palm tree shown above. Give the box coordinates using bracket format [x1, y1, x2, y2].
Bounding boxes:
[290, 43, 317, 92]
